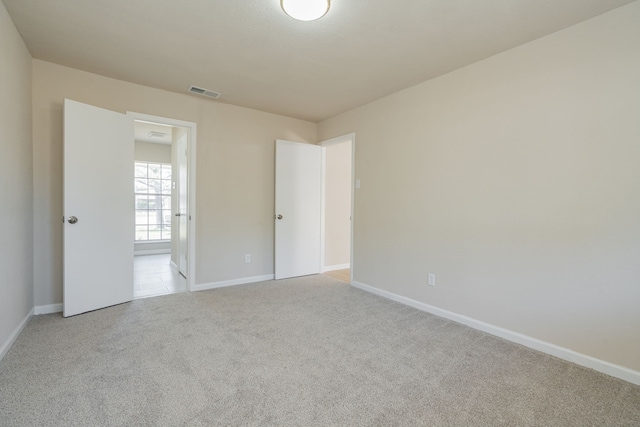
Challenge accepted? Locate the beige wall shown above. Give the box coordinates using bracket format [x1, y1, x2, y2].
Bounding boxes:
[134, 140, 171, 163]
[134, 241, 170, 253]
[318, 3, 640, 372]
[324, 140, 352, 268]
[0, 2, 33, 349]
[32, 60, 316, 305]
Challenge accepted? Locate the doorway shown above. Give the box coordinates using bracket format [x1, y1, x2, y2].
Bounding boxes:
[320, 133, 355, 283]
[62, 100, 198, 315]
[273, 135, 355, 282]
[128, 112, 197, 297]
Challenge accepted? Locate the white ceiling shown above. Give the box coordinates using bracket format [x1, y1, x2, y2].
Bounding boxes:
[3, 0, 636, 122]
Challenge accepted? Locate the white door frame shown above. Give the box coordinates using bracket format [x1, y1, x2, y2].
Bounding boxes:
[319, 132, 356, 282]
[127, 111, 197, 292]
[176, 133, 188, 277]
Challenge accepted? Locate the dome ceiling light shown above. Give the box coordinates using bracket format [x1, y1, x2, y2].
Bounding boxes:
[281, 0, 330, 21]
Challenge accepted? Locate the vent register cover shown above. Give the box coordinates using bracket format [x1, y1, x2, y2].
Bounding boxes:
[188, 85, 221, 99]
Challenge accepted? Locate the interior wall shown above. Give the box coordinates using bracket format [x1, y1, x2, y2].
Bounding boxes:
[0, 2, 33, 350]
[32, 59, 316, 306]
[134, 140, 171, 163]
[318, 2, 640, 372]
[324, 140, 352, 269]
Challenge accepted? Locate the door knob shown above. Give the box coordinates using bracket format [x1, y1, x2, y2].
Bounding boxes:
[68, 216, 78, 224]
[175, 213, 181, 217]
[277, 214, 283, 220]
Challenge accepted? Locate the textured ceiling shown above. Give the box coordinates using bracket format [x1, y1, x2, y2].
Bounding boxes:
[3, 0, 636, 122]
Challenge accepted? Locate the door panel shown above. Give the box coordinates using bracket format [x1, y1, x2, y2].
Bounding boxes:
[177, 134, 188, 276]
[63, 99, 134, 317]
[275, 140, 322, 279]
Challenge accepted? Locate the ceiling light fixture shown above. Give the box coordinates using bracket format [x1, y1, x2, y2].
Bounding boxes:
[281, 0, 330, 21]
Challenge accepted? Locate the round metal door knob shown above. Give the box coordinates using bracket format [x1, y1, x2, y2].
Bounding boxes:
[277, 214, 283, 220]
[68, 216, 78, 224]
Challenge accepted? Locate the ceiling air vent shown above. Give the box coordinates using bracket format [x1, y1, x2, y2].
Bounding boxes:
[188, 85, 221, 100]
[148, 131, 167, 139]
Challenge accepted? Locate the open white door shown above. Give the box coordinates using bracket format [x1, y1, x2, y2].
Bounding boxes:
[177, 133, 188, 277]
[63, 99, 134, 317]
[275, 140, 322, 280]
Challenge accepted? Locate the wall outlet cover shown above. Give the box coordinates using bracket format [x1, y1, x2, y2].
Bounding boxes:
[428, 273, 436, 286]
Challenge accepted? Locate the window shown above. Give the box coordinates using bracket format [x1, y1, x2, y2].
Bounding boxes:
[134, 162, 172, 241]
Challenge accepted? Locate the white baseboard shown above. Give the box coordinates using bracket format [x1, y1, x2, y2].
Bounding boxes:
[0, 307, 34, 362]
[34, 303, 63, 315]
[194, 274, 274, 292]
[323, 263, 350, 273]
[134, 249, 171, 256]
[351, 280, 640, 386]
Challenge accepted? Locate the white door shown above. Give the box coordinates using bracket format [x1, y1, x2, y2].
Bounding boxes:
[63, 99, 134, 317]
[275, 140, 322, 279]
[177, 133, 188, 276]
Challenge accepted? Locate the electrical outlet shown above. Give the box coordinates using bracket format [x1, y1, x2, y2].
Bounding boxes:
[428, 273, 436, 287]
[244, 254, 251, 264]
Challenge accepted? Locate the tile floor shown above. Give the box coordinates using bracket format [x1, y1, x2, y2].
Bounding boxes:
[134, 254, 187, 299]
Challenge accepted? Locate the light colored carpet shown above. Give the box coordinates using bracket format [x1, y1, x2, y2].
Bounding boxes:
[1, 275, 638, 426]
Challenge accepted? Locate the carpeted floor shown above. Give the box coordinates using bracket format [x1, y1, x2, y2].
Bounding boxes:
[1, 275, 639, 426]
